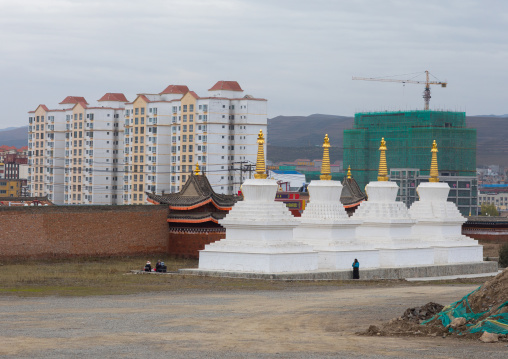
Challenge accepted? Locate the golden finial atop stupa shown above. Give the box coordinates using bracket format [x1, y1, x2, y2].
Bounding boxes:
[377, 137, 389, 181]
[347, 165, 352, 179]
[429, 140, 439, 183]
[194, 162, 200, 175]
[320, 134, 332, 180]
[254, 129, 267, 179]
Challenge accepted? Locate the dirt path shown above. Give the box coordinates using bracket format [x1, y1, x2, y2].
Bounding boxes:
[0, 285, 507, 358]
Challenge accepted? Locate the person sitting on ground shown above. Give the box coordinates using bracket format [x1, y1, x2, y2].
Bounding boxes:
[352, 258, 360, 279]
[160, 262, 167, 273]
[155, 259, 162, 272]
[144, 261, 152, 272]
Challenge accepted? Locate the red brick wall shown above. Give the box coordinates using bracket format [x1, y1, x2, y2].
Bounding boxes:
[0, 205, 170, 259]
[168, 228, 225, 259]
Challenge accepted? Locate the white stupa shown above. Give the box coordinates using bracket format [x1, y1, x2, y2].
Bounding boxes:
[198, 130, 318, 273]
[409, 141, 483, 264]
[352, 138, 434, 267]
[293, 135, 366, 269]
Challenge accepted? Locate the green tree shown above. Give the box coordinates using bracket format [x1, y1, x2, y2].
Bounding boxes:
[480, 203, 499, 216]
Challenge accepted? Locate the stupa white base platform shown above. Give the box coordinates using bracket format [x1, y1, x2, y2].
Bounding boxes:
[351, 181, 436, 267]
[434, 245, 484, 264]
[409, 182, 484, 265]
[180, 261, 499, 280]
[198, 179, 318, 273]
[318, 248, 380, 270]
[293, 180, 369, 270]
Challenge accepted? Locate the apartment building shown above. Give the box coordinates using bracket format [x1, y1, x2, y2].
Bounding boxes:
[28, 95, 125, 205]
[122, 81, 267, 204]
[28, 81, 267, 205]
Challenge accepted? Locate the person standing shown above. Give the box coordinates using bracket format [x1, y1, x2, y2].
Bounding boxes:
[352, 259, 360, 279]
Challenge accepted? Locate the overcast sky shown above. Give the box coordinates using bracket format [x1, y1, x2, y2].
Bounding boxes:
[0, 0, 507, 128]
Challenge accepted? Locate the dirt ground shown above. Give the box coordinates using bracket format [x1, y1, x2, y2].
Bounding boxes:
[1, 284, 507, 358]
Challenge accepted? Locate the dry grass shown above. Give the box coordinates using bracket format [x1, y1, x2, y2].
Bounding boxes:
[0, 256, 198, 297]
[0, 256, 492, 297]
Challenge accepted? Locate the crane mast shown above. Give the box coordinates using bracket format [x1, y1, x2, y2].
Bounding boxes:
[352, 70, 447, 110]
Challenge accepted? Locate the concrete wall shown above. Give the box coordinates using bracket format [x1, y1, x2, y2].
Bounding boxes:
[0, 205, 169, 259]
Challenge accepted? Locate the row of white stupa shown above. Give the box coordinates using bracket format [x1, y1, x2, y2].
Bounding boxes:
[198, 133, 483, 273]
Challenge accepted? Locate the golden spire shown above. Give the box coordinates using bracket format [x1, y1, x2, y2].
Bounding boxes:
[194, 162, 200, 175]
[377, 137, 389, 181]
[347, 165, 352, 179]
[320, 134, 332, 180]
[429, 140, 439, 183]
[254, 129, 267, 179]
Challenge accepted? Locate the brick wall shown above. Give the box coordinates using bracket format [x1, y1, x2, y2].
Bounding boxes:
[0, 205, 170, 259]
[169, 228, 225, 259]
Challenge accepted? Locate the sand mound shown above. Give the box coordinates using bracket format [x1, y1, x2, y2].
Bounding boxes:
[360, 268, 508, 340]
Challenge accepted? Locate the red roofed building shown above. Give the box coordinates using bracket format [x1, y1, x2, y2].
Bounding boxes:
[98, 93, 128, 103]
[59, 96, 89, 106]
[208, 81, 243, 92]
[147, 172, 240, 258]
[28, 80, 267, 205]
[160, 85, 189, 95]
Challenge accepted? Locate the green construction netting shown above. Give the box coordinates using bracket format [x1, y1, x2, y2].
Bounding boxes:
[421, 287, 508, 335]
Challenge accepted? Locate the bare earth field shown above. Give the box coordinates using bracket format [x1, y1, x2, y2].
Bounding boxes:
[1, 283, 507, 358]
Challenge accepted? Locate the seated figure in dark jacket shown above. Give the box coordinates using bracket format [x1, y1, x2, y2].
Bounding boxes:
[144, 261, 152, 272]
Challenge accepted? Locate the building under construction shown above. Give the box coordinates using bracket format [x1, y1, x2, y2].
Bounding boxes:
[343, 110, 477, 215]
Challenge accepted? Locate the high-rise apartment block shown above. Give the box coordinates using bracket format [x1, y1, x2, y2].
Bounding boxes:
[28, 81, 267, 205]
[343, 110, 477, 215]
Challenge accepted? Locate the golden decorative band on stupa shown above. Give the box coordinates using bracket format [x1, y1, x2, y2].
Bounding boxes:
[377, 137, 389, 181]
[347, 165, 352, 179]
[254, 129, 267, 179]
[429, 140, 439, 183]
[194, 162, 200, 175]
[320, 134, 332, 180]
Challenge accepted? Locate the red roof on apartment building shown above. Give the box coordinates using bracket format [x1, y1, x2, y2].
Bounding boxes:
[208, 81, 243, 92]
[0, 145, 17, 151]
[98, 93, 128, 102]
[160, 85, 190, 95]
[187, 91, 199, 99]
[59, 96, 89, 105]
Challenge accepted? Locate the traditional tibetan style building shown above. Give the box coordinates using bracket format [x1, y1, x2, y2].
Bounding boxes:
[146, 165, 240, 258]
[462, 216, 508, 243]
[0, 196, 53, 206]
[340, 166, 367, 216]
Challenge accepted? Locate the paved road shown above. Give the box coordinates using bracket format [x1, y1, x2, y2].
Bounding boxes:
[0, 285, 506, 358]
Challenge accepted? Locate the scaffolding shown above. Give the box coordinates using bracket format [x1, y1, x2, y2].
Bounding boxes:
[343, 110, 477, 191]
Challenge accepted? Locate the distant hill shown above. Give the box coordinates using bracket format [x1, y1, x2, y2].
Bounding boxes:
[467, 116, 508, 167]
[267, 114, 508, 167]
[2, 116, 508, 167]
[0, 126, 28, 148]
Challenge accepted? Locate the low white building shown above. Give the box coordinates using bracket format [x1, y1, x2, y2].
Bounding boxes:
[268, 170, 306, 191]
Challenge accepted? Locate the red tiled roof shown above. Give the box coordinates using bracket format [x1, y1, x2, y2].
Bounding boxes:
[59, 96, 89, 105]
[139, 94, 151, 103]
[188, 91, 199, 99]
[160, 85, 189, 95]
[98, 93, 128, 102]
[18, 146, 28, 151]
[208, 81, 243, 92]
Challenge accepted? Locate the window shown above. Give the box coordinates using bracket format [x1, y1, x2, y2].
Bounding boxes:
[183, 105, 187, 112]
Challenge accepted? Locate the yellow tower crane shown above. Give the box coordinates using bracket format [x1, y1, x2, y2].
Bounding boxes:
[352, 70, 447, 110]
